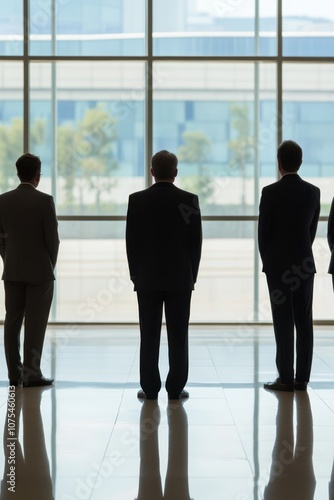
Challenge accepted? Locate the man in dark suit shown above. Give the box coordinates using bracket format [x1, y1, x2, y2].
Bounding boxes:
[258, 140, 320, 392]
[126, 150, 202, 400]
[0, 153, 59, 387]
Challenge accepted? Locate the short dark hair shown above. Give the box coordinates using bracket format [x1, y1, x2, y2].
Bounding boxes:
[16, 153, 41, 182]
[151, 150, 178, 179]
[277, 140, 303, 172]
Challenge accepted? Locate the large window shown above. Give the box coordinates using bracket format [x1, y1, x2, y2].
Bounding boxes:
[0, 0, 333, 323]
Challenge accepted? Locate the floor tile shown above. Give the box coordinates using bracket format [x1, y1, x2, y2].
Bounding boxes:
[0, 325, 333, 500]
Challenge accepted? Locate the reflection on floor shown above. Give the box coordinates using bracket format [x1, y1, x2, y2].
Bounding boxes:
[0, 325, 333, 500]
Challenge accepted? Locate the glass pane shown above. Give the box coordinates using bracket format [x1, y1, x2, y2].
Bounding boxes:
[0, 62, 23, 191]
[56, 221, 135, 322]
[283, 63, 334, 215]
[30, 0, 145, 56]
[0, 0, 23, 55]
[153, 0, 277, 56]
[313, 221, 332, 321]
[153, 62, 277, 216]
[194, 221, 259, 322]
[29, 0, 53, 55]
[29, 63, 53, 196]
[283, 0, 334, 56]
[0, 62, 23, 323]
[30, 61, 145, 214]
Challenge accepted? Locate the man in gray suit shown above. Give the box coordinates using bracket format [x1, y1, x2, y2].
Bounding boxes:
[0, 153, 59, 387]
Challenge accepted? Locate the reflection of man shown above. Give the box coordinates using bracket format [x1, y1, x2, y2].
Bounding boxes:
[126, 150, 202, 400]
[164, 402, 191, 500]
[264, 391, 315, 500]
[136, 401, 163, 500]
[1, 387, 54, 499]
[258, 141, 320, 392]
[0, 153, 59, 387]
[136, 400, 191, 500]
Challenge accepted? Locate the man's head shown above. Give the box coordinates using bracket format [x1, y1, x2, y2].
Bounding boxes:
[151, 150, 178, 182]
[277, 140, 303, 173]
[16, 153, 41, 186]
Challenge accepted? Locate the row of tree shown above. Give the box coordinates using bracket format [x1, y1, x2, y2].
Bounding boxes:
[0, 103, 252, 209]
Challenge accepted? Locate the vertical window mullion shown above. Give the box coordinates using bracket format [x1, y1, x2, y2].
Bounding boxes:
[23, 0, 29, 152]
[50, 0, 58, 321]
[145, 0, 153, 188]
[51, 0, 57, 204]
[277, 0, 283, 180]
[253, 1, 260, 320]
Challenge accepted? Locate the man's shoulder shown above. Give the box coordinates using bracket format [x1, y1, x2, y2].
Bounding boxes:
[34, 189, 54, 201]
[261, 180, 279, 195]
[21, 186, 54, 201]
[0, 188, 21, 207]
[262, 175, 319, 193]
[299, 177, 320, 192]
[290, 176, 320, 199]
[173, 185, 198, 199]
[129, 184, 197, 198]
[0, 189, 15, 201]
[0, 186, 54, 205]
[128, 187, 150, 201]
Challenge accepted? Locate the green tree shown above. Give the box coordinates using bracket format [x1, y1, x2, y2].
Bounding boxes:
[228, 104, 254, 208]
[0, 117, 45, 193]
[79, 104, 117, 212]
[178, 130, 213, 205]
[57, 124, 80, 211]
[57, 104, 118, 213]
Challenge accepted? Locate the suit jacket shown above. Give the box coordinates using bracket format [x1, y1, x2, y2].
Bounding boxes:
[126, 182, 202, 291]
[0, 184, 59, 283]
[327, 197, 334, 274]
[258, 174, 320, 276]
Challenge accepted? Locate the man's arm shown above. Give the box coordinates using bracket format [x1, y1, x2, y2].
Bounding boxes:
[125, 195, 138, 283]
[43, 196, 60, 269]
[258, 188, 271, 264]
[188, 195, 202, 284]
[310, 187, 320, 244]
[0, 226, 6, 260]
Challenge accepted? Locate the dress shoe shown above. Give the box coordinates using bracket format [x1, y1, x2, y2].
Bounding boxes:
[137, 390, 157, 400]
[23, 376, 54, 388]
[294, 380, 308, 391]
[263, 378, 294, 392]
[168, 390, 189, 400]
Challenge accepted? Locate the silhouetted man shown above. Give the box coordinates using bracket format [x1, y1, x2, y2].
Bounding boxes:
[126, 150, 202, 400]
[0, 153, 59, 387]
[258, 140, 320, 392]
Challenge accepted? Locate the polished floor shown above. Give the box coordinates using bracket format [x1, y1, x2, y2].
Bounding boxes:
[0, 325, 333, 500]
